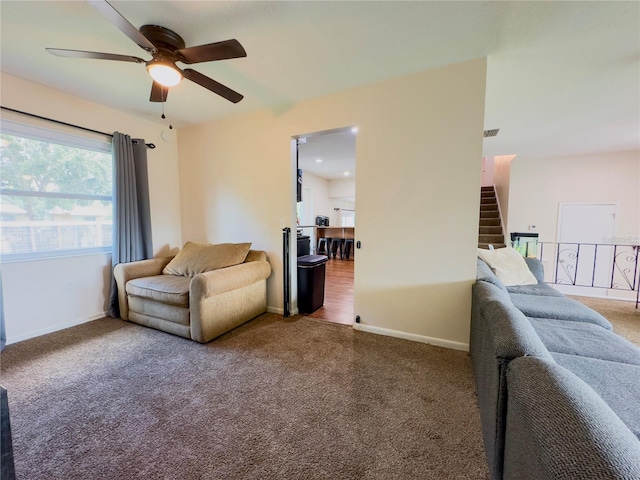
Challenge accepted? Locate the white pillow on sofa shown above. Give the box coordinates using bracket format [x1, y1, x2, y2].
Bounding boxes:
[477, 247, 538, 286]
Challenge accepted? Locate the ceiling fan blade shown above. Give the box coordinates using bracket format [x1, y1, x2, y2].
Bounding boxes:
[176, 39, 247, 64]
[46, 48, 145, 63]
[150, 82, 169, 102]
[183, 69, 243, 103]
[88, 0, 157, 54]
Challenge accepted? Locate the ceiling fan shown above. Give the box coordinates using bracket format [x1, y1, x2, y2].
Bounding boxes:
[46, 0, 246, 104]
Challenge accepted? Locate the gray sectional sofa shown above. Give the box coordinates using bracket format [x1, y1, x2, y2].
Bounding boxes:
[472, 256, 640, 480]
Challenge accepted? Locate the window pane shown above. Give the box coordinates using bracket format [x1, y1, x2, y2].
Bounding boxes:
[0, 131, 112, 258]
[1, 133, 112, 196]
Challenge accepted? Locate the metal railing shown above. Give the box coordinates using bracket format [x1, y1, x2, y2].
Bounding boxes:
[534, 242, 640, 308]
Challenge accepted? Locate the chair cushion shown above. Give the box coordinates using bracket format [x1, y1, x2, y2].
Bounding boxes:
[128, 297, 190, 325]
[126, 275, 191, 307]
[163, 242, 251, 277]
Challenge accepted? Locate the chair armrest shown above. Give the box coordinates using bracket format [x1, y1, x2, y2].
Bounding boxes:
[113, 257, 174, 319]
[190, 261, 272, 299]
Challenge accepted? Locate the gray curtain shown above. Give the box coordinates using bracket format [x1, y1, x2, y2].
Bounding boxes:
[108, 132, 153, 317]
[0, 269, 5, 351]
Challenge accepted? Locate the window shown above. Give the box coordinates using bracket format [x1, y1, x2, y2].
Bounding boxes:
[0, 121, 112, 260]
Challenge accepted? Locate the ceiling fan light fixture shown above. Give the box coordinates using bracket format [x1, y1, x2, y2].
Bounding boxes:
[147, 62, 182, 87]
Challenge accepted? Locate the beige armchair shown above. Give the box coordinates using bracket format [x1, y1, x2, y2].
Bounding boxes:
[114, 249, 271, 343]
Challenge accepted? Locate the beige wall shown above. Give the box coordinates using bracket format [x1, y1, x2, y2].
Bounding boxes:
[178, 58, 487, 349]
[508, 150, 640, 242]
[494, 154, 515, 236]
[1, 73, 183, 343]
[328, 178, 356, 199]
[302, 171, 333, 220]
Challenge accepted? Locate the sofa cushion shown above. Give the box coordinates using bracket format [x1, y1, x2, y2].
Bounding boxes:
[528, 317, 640, 365]
[477, 247, 538, 286]
[504, 356, 640, 480]
[163, 242, 252, 277]
[509, 293, 612, 330]
[126, 275, 191, 307]
[505, 283, 564, 297]
[552, 353, 640, 440]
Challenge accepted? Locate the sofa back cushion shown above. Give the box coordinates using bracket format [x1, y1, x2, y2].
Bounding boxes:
[523, 257, 545, 283]
[163, 242, 252, 277]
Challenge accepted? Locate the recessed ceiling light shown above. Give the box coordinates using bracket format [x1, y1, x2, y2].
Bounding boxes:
[351, 127, 358, 134]
[315, 158, 323, 163]
[344, 171, 350, 176]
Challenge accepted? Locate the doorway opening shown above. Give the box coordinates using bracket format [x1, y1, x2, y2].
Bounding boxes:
[293, 126, 357, 325]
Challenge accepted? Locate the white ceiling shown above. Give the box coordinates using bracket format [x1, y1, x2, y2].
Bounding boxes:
[297, 129, 356, 180]
[1, 1, 638, 162]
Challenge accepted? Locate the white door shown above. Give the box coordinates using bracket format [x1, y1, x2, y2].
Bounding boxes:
[557, 204, 616, 287]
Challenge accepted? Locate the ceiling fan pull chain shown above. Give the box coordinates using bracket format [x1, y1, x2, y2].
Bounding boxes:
[160, 101, 173, 129]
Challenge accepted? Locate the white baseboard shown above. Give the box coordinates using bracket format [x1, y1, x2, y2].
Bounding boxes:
[353, 323, 469, 352]
[6, 312, 106, 345]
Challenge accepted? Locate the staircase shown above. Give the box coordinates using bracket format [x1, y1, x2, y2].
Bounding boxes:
[479, 186, 506, 249]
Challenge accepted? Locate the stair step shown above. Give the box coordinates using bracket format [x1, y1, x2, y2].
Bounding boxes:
[480, 211, 500, 219]
[481, 186, 494, 192]
[478, 243, 507, 250]
[479, 226, 503, 235]
[480, 197, 496, 204]
[480, 218, 501, 227]
[479, 234, 505, 243]
[480, 203, 498, 211]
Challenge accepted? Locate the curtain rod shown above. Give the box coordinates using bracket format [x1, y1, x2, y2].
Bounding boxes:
[0, 106, 156, 149]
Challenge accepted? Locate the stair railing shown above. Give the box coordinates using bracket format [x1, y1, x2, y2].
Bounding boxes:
[535, 242, 640, 309]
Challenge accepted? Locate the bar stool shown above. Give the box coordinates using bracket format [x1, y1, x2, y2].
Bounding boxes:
[344, 238, 355, 260]
[330, 238, 343, 259]
[317, 237, 329, 255]
[343, 229, 355, 260]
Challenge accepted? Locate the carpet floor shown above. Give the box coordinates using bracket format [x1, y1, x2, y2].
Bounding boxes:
[1, 314, 489, 480]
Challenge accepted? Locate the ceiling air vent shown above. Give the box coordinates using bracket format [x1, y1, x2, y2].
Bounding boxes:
[484, 129, 500, 138]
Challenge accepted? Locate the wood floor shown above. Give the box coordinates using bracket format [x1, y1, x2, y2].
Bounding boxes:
[305, 256, 354, 325]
